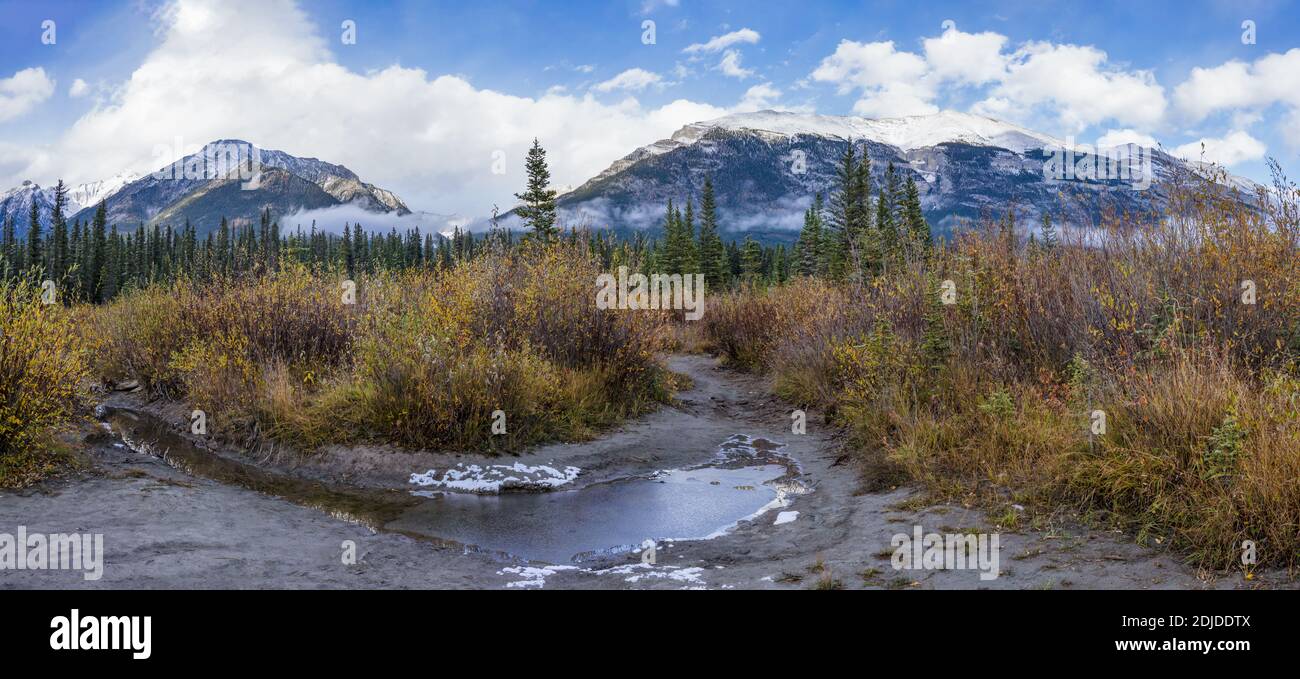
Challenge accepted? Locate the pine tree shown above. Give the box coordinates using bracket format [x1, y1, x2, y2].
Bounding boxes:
[27, 199, 43, 274]
[680, 198, 698, 273]
[660, 199, 679, 273]
[342, 222, 355, 277]
[797, 198, 822, 276]
[920, 276, 952, 390]
[825, 145, 858, 279]
[48, 180, 69, 281]
[697, 177, 726, 289]
[1039, 213, 1058, 250]
[90, 202, 108, 302]
[902, 176, 929, 257]
[515, 138, 558, 240]
[876, 184, 898, 268]
[216, 217, 230, 276]
[101, 226, 119, 300]
[740, 236, 763, 285]
[1, 215, 15, 280]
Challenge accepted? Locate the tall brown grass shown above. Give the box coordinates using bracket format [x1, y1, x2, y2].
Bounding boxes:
[0, 281, 91, 487]
[704, 168, 1300, 570]
[85, 241, 671, 454]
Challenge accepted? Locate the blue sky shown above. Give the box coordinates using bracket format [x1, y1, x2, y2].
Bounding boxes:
[2, 0, 1298, 221]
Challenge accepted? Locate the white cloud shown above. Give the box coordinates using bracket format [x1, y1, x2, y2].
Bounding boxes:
[717, 50, 753, 79]
[977, 42, 1170, 133]
[810, 40, 934, 116]
[8, 0, 742, 219]
[1174, 49, 1300, 120]
[0, 67, 56, 122]
[683, 28, 760, 54]
[69, 78, 90, 98]
[575, 64, 595, 74]
[1173, 49, 1300, 149]
[975, 42, 1165, 133]
[736, 83, 780, 111]
[1096, 128, 1159, 149]
[1173, 131, 1266, 166]
[922, 28, 1007, 85]
[851, 82, 938, 118]
[592, 68, 663, 93]
[810, 31, 1167, 131]
[641, 0, 680, 13]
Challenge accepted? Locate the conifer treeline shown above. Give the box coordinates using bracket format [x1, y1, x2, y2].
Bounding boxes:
[792, 150, 931, 281]
[0, 179, 501, 304]
[1, 140, 933, 303]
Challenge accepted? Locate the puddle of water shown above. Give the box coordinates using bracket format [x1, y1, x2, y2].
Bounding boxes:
[388, 464, 788, 563]
[99, 407, 804, 564]
[99, 407, 421, 531]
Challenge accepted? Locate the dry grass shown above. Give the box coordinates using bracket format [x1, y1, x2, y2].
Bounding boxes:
[703, 169, 1300, 570]
[85, 241, 672, 454]
[0, 281, 91, 487]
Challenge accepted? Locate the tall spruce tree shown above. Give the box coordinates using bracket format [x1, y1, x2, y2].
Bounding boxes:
[876, 163, 900, 268]
[90, 202, 108, 301]
[901, 176, 929, 257]
[515, 138, 559, 240]
[797, 197, 822, 276]
[1039, 213, 1058, 250]
[825, 145, 858, 279]
[27, 198, 42, 274]
[1, 215, 15, 280]
[49, 180, 69, 281]
[697, 178, 726, 289]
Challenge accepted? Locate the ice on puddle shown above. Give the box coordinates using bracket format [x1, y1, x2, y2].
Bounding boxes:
[409, 462, 580, 494]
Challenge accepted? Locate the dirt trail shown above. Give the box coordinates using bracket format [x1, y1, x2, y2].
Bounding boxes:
[0, 355, 1269, 589]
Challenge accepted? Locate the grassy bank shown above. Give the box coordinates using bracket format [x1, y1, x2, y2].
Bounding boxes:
[83, 240, 673, 455]
[702, 173, 1300, 571]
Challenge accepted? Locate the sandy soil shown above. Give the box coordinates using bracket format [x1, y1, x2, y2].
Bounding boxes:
[0, 355, 1284, 590]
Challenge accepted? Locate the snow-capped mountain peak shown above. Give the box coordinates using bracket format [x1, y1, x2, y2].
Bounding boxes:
[678, 109, 1070, 154]
[70, 170, 141, 210]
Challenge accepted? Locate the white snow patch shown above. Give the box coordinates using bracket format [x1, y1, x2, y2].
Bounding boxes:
[498, 564, 577, 589]
[594, 563, 707, 586]
[410, 462, 581, 494]
[773, 510, 799, 525]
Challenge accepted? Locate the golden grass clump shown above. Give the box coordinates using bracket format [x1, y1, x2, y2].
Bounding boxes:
[0, 281, 91, 487]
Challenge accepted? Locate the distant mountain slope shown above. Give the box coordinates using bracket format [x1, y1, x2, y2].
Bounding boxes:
[56, 140, 410, 234]
[556, 110, 1236, 244]
[4, 141, 410, 236]
[0, 181, 65, 234]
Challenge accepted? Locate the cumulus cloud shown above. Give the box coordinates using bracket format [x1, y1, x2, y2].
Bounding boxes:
[975, 42, 1165, 133]
[1096, 128, 1159, 149]
[736, 83, 781, 111]
[922, 27, 1007, 85]
[810, 40, 935, 117]
[683, 28, 760, 54]
[1173, 131, 1266, 166]
[592, 68, 663, 92]
[717, 50, 753, 79]
[68, 78, 90, 98]
[811, 30, 1166, 132]
[0, 67, 56, 122]
[1174, 50, 1300, 119]
[1173, 49, 1300, 150]
[7, 0, 744, 220]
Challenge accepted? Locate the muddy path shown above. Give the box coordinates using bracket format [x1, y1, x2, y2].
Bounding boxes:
[0, 355, 1274, 589]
